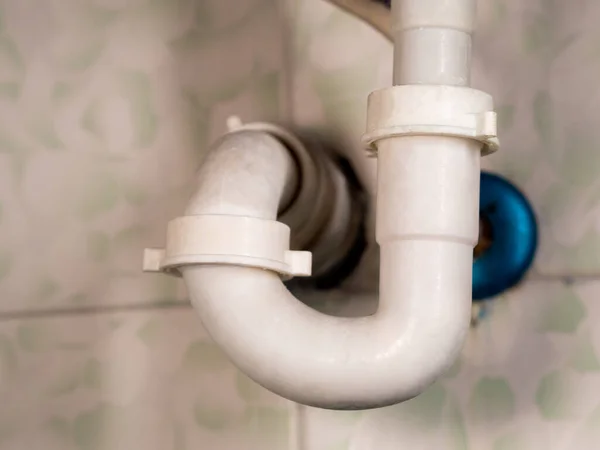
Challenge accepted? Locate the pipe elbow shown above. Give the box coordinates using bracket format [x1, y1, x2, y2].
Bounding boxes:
[182, 237, 471, 409]
[184, 130, 299, 220]
[145, 0, 491, 411]
[170, 129, 478, 410]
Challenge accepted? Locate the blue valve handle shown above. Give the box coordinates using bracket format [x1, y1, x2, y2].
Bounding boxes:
[473, 172, 537, 301]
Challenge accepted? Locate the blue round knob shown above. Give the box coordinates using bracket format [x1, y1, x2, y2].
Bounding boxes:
[472, 172, 537, 301]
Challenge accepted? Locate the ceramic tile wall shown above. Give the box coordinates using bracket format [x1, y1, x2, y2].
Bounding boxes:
[0, 0, 292, 448]
[0, 310, 290, 450]
[0, 0, 284, 314]
[292, 0, 600, 448]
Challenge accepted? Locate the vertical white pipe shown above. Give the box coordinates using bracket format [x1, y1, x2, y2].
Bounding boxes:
[392, 0, 476, 86]
[376, 136, 481, 246]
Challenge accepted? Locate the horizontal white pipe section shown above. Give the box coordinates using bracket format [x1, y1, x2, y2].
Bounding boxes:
[392, 0, 475, 86]
[181, 131, 479, 409]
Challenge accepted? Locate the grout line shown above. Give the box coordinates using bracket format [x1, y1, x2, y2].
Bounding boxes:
[528, 273, 600, 283]
[278, 0, 298, 124]
[289, 402, 307, 450]
[0, 300, 192, 323]
[4, 271, 600, 323]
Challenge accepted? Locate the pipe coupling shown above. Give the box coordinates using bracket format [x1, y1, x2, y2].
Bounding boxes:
[143, 215, 312, 279]
[362, 85, 499, 156]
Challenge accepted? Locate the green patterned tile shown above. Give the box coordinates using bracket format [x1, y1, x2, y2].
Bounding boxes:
[469, 377, 516, 424]
[535, 370, 579, 420]
[538, 286, 586, 334]
[569, 333, 600, 373]
[493, 432, 529, 450]
[349, 387, 469, 449]
[0, 310, 289, 450]
[0, 0, 285, 312]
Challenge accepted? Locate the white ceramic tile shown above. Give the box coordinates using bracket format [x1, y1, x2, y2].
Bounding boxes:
[0, 308, 290, 450]
[0, 0, 285, 312]
[302, 407, 363, 450]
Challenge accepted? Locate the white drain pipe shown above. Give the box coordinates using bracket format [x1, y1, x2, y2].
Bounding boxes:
[144, 0, 498, 409]
[392, 0, 476, 86]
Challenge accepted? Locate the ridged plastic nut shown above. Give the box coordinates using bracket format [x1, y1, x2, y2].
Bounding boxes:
[143, 215, 312, 279]
[363, 85, 499, 156]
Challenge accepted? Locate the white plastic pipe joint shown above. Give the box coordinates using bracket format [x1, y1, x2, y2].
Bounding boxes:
[143, 0, 499, 410]
[392, 0, 477, 86]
